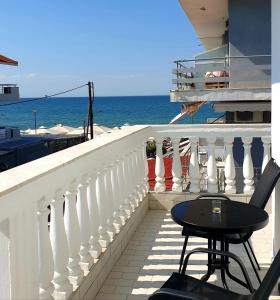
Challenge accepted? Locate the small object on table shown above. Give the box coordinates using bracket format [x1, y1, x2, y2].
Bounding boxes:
[212, 199, 221, 214]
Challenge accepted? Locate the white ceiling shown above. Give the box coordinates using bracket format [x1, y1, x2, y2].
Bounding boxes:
[179, 0, 228, 50]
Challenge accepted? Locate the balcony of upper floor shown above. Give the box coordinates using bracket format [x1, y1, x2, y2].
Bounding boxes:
[0, 123, 277, 300]
[170, 54, 271, 104]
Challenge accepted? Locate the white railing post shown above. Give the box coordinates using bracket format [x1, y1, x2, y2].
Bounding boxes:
[131, 147, 141, 206]
[189, 137, 200, 193]
[171, 138, 183, 192]
[64, 181, 83, 287]
[108, 162, 122, 232]
[38, 197, 54, 300]
[104, 166, 116, 240]
[261, 136, 271, 172]
[207, 137, 218, 193]
[224, 137, 236, 194]
[117, 157, 131, 220]
[155, 139, 165, 192]
[242, 137, 255, 194]
[77, 176, 93, 271]
[50, 190, 72, 299]
[141, 141, 149, 195]
[124, 152, 137, 211]
[87, 172, 102, 259]
[134, 146, 143, 203]
[96, 169, 110, 248]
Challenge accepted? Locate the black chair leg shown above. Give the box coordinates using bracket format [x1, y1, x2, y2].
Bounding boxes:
[247, 240, 261, 271]
[179, 235, 189, 273]
[243, 241, 261, 284]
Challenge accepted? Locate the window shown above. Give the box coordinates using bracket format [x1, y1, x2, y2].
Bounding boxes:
[236, 111, 253, 122]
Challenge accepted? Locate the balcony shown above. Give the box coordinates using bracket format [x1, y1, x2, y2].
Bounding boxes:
[0, 123, 276, 300]
[170, 55, 271, 103]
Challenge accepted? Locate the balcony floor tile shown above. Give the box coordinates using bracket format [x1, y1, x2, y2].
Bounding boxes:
[94, 210, 279, 300]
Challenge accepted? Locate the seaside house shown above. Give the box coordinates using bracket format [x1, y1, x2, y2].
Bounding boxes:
[0, 54, 19, 101]
[0, 1, 280, 300]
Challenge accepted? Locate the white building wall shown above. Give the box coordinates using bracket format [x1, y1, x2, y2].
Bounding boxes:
[272, 0, 280, 255]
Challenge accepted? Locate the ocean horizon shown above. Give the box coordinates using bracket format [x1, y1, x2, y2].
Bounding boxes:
[0, 95, 223, 130]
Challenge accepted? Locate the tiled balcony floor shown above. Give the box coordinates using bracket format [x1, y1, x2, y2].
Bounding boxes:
[95, 210, 280, 300]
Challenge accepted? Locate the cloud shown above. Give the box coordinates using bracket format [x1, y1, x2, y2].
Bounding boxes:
[0, 73, 37, 79]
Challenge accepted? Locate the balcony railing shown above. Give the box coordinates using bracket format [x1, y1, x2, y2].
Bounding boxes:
[172, 55, 271, 93]
[0, 123, 271, 299]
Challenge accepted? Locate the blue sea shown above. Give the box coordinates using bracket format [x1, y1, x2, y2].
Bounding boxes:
[0, 96, 223, 130]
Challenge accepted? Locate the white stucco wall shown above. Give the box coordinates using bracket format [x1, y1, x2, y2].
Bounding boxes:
[271, 0, 280, 255]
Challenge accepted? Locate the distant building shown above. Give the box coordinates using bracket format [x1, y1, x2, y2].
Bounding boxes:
[0, 54, 20, 101]
[171, 0, 271, 124]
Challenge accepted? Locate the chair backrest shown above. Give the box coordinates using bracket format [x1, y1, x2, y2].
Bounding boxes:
[253, 249, 280, 299]
[249, 158, 280, 209]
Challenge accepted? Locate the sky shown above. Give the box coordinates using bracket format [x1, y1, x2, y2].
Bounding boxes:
[0, 1, 202, 97]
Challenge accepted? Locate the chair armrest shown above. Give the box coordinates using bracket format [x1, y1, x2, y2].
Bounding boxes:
[149, 288, 210, 300]
[195, 194, 232, 201]
[182, 247, 254, 292]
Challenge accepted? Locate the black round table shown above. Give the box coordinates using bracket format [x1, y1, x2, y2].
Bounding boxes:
[171, 199, 269, 291]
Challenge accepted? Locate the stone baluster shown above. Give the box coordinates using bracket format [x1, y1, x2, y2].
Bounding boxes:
[207, 137, 218, 193]
[155, 139, 165, 192]
[50, 190, 72, 299]
[136, 144, 146, 201]
[242, 137, 255, 194]
[37, 198, 54, 300]
[64, 181, 83, 287]
[124, 152, 137, 211]
[261, 136, 271, 172]
[224, 137, 236, 194]
[117, 157, 131, 219]
[96, 169, 110, 248]
[142, 141, 149, 195]
[77, 175, 92, 271]
[171, 138, 183, 192]
[131, 148, 141, 206]
[189, 137, 200, 193]
[104, 166, 116, 239]
[112, 159, 127, 225]
[87, 172, 102, 259]
[109, 162, 122, 232]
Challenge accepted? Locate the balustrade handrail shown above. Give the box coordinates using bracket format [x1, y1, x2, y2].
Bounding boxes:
[174, 54, 271, 64]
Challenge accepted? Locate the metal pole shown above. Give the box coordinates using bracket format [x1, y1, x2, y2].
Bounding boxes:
[33, 110, 37, 135]
[88, 81, 94, 140]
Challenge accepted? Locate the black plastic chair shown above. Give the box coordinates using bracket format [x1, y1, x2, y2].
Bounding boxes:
[178, 158, 280, 284]
[149, 248, 280, 300]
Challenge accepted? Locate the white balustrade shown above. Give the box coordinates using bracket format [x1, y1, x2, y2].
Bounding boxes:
[50, 190, 72, 299]
[262, 136, 271, 172]
[189, 137, 200, 193]
[38, 198, 54, 300]
[64, 182, 83, 287]
[242, 137, 255, 194]
[224, 137, 236, 194]
[87, 172, 102, 259]
[171, 138, 183, 192]
[0, 124, 272, 300]
[77, 176, 93, 271]
[155, 140, 165, 192]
